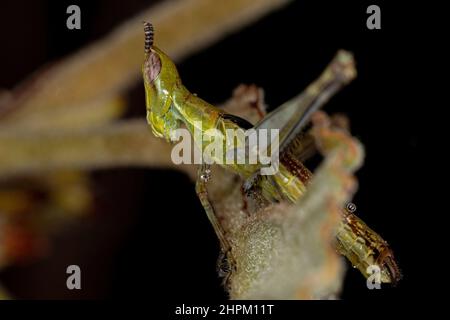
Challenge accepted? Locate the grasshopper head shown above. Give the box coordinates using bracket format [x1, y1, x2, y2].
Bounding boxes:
[142, 22, 182, 140]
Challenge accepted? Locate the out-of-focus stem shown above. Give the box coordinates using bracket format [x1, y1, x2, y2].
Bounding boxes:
[0, 120, 191, 179]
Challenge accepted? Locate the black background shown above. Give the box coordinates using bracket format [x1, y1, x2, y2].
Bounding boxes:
[0, 0, 429, 305]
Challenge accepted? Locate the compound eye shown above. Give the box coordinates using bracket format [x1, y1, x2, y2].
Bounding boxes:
[144, 52, 162, 83]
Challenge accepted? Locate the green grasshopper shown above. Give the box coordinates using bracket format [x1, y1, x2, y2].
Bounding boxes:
[141, 22, 401, 284]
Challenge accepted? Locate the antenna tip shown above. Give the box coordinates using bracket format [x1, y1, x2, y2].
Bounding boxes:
[143, 21, 154, 54]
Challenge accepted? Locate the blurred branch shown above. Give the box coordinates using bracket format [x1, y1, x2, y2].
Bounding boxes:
[0, 120, 176, 178]
[0, 0, 291, 130]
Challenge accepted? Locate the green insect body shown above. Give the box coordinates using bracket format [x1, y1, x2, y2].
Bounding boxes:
[142, 23, 400, 284]
[143, 45, 304, 202]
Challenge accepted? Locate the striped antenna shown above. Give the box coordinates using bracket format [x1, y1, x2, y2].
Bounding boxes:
[143, 21, 154, 54]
